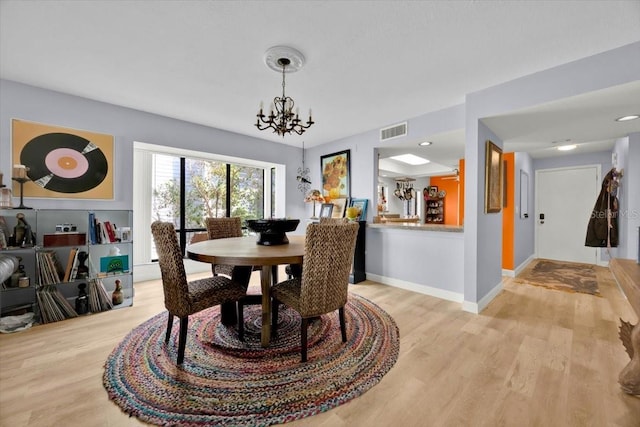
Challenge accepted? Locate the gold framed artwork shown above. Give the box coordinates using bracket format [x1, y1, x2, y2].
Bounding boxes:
[11, 119, 114, 199]
[320, 149, 350, 199]
[484, 140, 503, 213]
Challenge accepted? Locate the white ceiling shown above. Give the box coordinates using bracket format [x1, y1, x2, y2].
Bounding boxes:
[1, 1, 639, 176]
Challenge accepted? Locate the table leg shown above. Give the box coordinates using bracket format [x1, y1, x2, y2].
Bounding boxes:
[220, 265, 253, 325]
[220, 302, 237, 326]
[260, 266, 272, 347]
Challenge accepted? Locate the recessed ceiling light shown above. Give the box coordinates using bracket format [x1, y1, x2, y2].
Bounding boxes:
[418, 141, 432, 146]
[557, 144, 577, 151]
[615, 114, 640, 122]
[552, 139, 571, 144]
[389, 154, 430, 165]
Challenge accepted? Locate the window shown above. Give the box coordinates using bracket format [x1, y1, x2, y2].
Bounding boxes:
[134, 143, 281, 265]
[230, 164, 264, 221]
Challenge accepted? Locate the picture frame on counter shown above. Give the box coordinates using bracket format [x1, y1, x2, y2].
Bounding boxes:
[349, 198, 368, 221]
[331, 198, 347, 218]
[319, 203, 334, 218]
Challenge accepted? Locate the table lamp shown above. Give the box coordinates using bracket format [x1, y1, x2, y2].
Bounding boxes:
[304, 189, 325, 219]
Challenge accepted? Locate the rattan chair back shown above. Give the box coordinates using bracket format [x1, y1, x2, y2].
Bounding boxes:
[318, 217, 349, 225]
[151, 221, 191, 316]
[205, 217, 243, 240]
[299, 221, 359, 316]
[205, 217, 243, 278]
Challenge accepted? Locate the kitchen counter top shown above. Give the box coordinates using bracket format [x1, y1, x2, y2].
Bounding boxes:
[368, 222, 463, 232]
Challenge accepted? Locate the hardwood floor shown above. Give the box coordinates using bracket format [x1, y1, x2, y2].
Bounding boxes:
[1, 264, 639, 426]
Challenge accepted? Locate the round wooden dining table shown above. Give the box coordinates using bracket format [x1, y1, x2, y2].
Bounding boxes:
[186, 235, 305, 347]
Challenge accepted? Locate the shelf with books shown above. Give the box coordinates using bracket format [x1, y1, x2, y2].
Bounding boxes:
[0, 209, 133, 321]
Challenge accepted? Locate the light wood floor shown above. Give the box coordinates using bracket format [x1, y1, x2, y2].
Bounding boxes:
[1, 264, 639, 426]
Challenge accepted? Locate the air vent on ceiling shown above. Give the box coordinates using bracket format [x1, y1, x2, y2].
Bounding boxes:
[380, 122, 407, 141]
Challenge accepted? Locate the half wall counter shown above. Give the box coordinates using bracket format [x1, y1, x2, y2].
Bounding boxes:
[364, 222, 464, 303]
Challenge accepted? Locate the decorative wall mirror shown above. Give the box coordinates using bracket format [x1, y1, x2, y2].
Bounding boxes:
[520, 170, 529, 219]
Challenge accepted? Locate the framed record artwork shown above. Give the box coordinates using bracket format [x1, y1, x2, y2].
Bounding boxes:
[11, 119, 114, 200]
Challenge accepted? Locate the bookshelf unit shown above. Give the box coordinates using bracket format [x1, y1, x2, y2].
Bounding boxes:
[1, 209, 133, 322]
[425, 197, 445, 224]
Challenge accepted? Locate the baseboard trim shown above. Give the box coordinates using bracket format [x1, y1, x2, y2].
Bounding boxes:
[502, 254, 536, 278]
[136, 266, 466, 306]
[515, 255, 536, 276]
[365, 273, 464, 303]
[462, 279, 504, 314]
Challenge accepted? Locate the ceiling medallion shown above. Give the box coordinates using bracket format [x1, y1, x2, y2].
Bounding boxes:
[255, 46, 314, 137]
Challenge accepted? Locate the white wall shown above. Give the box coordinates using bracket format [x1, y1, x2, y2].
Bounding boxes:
[2, 42, 639, 307]
[624, 133, 640, 261]
[0, 80, 307, 220]
[462, 41, 640, 309]
[366, 227, 464, 301]
[514, 152, 535, 270]
[533, 150, 614, 261]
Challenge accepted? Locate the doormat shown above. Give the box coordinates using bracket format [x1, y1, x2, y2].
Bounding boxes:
[514, 259, 600, 296]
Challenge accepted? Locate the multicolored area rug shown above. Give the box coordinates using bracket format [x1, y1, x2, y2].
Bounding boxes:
[514, 258, 600, 296]
[103, 293, 399, 426]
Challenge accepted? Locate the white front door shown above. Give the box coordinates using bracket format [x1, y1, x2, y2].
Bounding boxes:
[536, 166, 599, 264]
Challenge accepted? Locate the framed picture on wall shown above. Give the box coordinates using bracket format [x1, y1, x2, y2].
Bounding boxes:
[484, 140, 503, 213]
[11, 119, 114, 200]
[320, 149, 350, 199]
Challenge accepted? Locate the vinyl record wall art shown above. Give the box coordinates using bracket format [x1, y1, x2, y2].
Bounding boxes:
[11, 119, 114, 199]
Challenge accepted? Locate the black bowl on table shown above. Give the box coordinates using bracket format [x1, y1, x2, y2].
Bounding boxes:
[245, 218, 300, 245]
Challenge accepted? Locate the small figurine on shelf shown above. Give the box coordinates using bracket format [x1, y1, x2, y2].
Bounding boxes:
[9, 260, 26, 288]
[112, 279, 124, 305]
[76, 251, 89, 279]
[75, 283, 89, 315]
[12, 213, 33, 247]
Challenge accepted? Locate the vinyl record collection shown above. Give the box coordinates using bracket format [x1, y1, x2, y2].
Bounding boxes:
[35, 250, 64, 284]
[36, 278, 112, 323]
[87, 278, 113, 313]
[36, 285, 78, 324]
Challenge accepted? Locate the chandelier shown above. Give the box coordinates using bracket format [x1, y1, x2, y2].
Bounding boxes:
[255, 46, 314, 137]
[296, 141, 311, 193]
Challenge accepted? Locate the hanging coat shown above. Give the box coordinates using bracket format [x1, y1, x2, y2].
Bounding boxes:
[585, 168, 619, 247]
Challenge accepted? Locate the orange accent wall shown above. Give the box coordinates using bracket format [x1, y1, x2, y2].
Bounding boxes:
[502, 153, 515, 270]
[430, 176, 459, 225]
[429, 158, 465, 226]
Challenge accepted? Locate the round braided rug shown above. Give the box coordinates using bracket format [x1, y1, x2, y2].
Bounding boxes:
[103, 293, 399, 426]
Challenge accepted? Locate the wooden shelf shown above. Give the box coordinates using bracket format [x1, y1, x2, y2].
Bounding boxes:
[425, 197, 444, 224]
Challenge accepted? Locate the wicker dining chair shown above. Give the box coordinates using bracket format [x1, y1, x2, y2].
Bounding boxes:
[151, 221, 246, 364]
[284, 218, 348, 279]
[205, 217, 263, 339]
[205, 217, 245, 278]
[271, 220, 359, 362]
